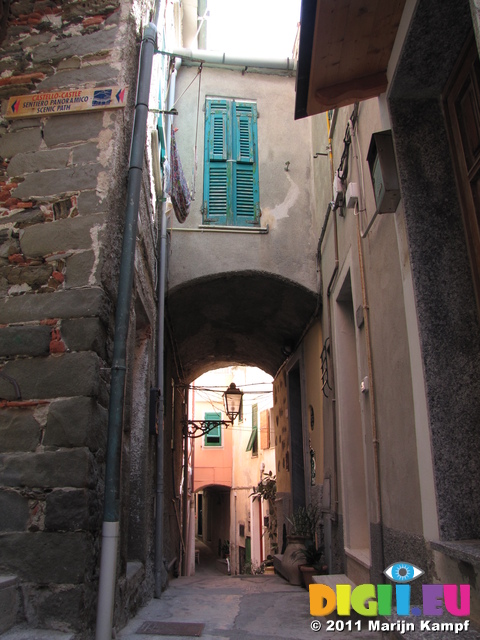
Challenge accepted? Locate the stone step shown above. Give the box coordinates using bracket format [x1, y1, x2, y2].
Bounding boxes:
[0, 626, 75, 640]
[0, 575, 19, 636]
[311, 573, 356, 588]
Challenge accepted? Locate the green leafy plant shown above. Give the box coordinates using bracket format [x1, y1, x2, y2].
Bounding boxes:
[251, 472, 278, 553]
[286, 504, 320, 538]
[221, 539, 230, 558]
[293, 541, 324, 569]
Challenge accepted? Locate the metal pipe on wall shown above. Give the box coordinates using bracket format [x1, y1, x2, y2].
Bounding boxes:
[95, 22, 157, 640]
[161, 47, 296, 72]
[154, 56, 179, 599]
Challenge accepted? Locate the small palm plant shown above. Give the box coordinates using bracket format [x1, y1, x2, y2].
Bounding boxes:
[293, 541, 324, 570]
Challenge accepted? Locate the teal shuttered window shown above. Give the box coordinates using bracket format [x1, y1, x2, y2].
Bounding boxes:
[203, 98, 260, 226]
[204, 412, 222, 447]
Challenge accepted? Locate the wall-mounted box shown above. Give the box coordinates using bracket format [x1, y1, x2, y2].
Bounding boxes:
[367, 130, 401, 213]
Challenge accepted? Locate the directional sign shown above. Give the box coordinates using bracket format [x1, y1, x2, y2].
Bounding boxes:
[6, 86, 128, 119]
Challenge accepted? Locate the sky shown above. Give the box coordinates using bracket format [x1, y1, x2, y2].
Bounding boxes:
[204, 0, 302, 58]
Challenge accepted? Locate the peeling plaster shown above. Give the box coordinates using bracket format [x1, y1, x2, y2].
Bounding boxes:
[261, 172, 299, 228]
[89, 223, 105, 286]
[98, 118, 114, 168]
[33, 403, 49, 427]
[96, 170, 109, 201]
[8, 283, 31, 295]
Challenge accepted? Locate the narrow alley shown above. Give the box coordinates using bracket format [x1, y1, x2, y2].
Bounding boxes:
[2, 1, 480, 639]
[117, 542, 384, 640]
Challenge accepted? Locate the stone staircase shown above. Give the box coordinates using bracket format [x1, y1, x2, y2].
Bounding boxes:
[0, 576, 18, 636]
[0, 575, 74, 640]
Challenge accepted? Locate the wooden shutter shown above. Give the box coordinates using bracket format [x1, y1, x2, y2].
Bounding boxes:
[204, 99, 259, 226]
[233, 102, 259, 225]
[260, 409, 270, 449]
[204, 100, 229, 224]
[204, 411, 222, 446]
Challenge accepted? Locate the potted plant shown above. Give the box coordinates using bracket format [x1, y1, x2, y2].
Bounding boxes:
[281, 504, 321, 585]
[293, 541, 327, 588]
[286, 504, 320, 540]
[221, 539, 230, 559]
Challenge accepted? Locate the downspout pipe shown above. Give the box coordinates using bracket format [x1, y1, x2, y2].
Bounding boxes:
[154, 58, 179, 598]
[160, 47, 297, 72]
[95, 22, 157, 640]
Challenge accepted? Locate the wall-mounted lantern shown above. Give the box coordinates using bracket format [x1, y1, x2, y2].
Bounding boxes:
[224, 382, 243, 423]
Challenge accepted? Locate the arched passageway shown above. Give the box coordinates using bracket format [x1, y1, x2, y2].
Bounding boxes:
[166, 271, 318, 382]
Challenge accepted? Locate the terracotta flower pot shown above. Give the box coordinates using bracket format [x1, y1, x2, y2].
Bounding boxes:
[281, 535, 307, 586]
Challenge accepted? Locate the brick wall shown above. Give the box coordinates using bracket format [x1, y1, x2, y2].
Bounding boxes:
[0, 0, 157, 636]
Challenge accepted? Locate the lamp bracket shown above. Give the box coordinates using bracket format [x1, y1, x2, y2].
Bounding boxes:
[182, 418, 231, 438]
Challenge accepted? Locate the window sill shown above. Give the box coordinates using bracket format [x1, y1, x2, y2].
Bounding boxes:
[171, 224, 269, 234]
[430, 540, 480, 566]
[199, 224, 269, 234]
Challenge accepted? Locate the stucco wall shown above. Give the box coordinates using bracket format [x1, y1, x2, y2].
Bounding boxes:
[312, 96, 424, 582]
[168, 65, 317, 294]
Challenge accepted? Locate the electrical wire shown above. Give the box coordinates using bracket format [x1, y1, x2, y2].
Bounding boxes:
[171, 65, 202, 110]
[191, 63, 203, 200]
[336, 103, 358, 184]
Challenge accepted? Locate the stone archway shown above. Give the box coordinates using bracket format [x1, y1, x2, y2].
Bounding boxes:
[166, 271, 318, 382]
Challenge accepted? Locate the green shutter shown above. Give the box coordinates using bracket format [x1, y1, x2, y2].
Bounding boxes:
[209, 102, 228, 161]
[204, 100, 229, 224]
[234, 103, 255, 163]
[233, 102, 259, 225]
[246, 404, 258, 454]
[204, 411, 222, 446]
[204, 98, 259, 226]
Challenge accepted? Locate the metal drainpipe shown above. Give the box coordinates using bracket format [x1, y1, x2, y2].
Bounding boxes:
[161, 47, 297, 73]
[154, 57, 179, 598]
[95, 22, 157, 640]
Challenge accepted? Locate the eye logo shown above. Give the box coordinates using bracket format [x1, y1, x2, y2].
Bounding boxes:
[384, 562, 424, 583]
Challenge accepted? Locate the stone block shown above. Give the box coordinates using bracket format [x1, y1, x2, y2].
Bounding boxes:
[13, 164, 101, 199]
[0, 409, 41, 453]
[37, 64, 118, 92]
[20, 213, 105, 258]
[0, 491, 29, 532]
[64, 251, 96, 288]
[44, 396, 107, 450]
[0, 532, 95, 583]
[61, 317, 106, 359]
[0, 448, 96, 489]
[45, 489, 99, 531]
[77, 189, 105, 215]
[0, 575, 18, 635]
[0, 352, 101, 400]
[5, 208, 45, 228]
[71, 142, 99, 165]
[0, 325, 51, 357]
[7, 148, 70, 177]
[0, 128, 43, 159]
[43, 112, 105, 147]
[22, 583, 93, 633]
[33, 27, 118, 63]
[3, 264, 53, 289]
[0, 287, 110, 324]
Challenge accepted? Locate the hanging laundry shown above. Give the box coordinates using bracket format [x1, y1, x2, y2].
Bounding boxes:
[167, 126, 191, 223]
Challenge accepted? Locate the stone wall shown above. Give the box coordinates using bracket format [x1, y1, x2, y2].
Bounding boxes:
[0, 0, 158, 636]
